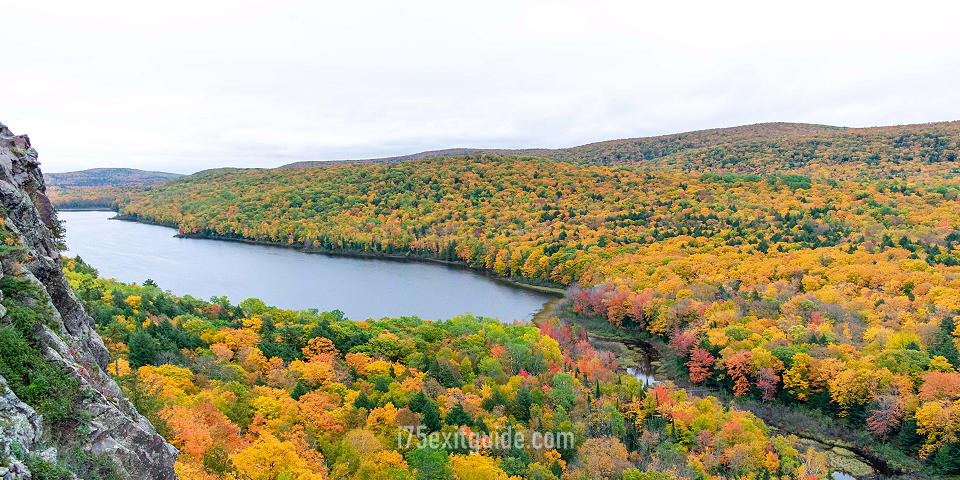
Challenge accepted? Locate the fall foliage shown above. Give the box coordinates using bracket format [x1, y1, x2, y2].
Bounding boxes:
[64, 258, 821, 480]
[54, 121, 960, 476]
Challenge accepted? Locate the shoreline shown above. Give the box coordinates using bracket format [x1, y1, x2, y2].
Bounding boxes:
[106, 212, 567, 297]
[56, 207, 115, 212]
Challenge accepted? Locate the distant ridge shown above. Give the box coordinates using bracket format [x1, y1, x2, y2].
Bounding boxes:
[277, 122, 841, 168]
[45, 168, 182, 189]
[278, 147, 550, 168]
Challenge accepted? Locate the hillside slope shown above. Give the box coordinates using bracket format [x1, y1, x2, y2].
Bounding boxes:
[279, 121, 960, 181]
[45, 168, 182, 189]
[85, 125, 960, 474]
[278, 122, 835, 168]
[0, 122, 177, 479]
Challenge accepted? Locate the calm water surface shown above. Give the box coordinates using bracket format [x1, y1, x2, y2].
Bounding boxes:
[59, 211, 560, 321]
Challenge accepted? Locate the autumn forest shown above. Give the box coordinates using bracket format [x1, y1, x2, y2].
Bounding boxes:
[46, 121, 960, 479]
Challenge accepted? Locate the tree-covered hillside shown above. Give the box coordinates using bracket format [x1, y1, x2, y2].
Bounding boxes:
[45, 168, 182, 189]
[65, 258, 816, 480]
[278, 121, 960, 182]
[51, 121, 960, 476]
[278, 123, 838, 169]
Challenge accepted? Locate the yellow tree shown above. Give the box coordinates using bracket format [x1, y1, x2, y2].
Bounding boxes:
[577, 436, 630, 480]
[449, 454, 508, 480]
[233, 433, 326, 480]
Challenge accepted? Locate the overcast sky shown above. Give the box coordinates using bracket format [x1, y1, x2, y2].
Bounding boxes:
[2, 1, 959, 173]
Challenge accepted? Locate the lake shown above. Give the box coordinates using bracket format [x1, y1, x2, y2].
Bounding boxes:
[58, 211, 561, 321]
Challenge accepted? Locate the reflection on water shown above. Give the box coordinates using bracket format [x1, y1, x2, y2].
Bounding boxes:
[59, 211, 560, 321]
[589, 336, 660, 385]
[626, 366, 657, 386]
[624, 340, 659, 386]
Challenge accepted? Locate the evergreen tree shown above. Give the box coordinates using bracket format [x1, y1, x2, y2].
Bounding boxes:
[422, 399, 442, 432]
[549, 461, 563, 479]
[445, 403, 473, 427]
[431, 361, 460, 388]
[407, 446, 453, 480]
[291, 381, 307, 401]
[409, 391, 428, 413]
[128, 330, 157, 368]
[481, 386, 507, 411]
[935, 442, 960, 475]
[898, 418, 924, 456]
[932, 317, 960, 368]
[474, 416, 488, 433]
[354, 391, 374, 410]
[510, 388, 532, 422]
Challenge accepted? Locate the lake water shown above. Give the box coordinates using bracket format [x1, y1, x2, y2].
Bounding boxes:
[58, 211, 561, 321]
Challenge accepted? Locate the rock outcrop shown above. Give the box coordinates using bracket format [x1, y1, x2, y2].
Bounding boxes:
[0, 121, 178, 479]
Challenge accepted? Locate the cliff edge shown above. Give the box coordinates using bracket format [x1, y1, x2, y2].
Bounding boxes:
[0, 122, 177, 479]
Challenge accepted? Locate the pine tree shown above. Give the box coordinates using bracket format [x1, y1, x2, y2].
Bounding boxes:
[932, 317, 960, 368]
[481, 386, 507, 411]
[474, 416, 488, 433]
[291, 381, 307, 401]
[422, 399, 442, 432]
[128, 330, 157, 368]
[445, 403, 473, 427]
[510, 388, 532, 422]
[354, 391, 374, 410]
[409, 391, 428, 413]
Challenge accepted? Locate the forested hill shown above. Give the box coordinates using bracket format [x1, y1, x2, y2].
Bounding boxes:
[45, 167, 182, 189]
[72, 130, 960, 473]
[280, 121, 960, 180]
[278, 122, 835, 168]
[46, 119, 960, 474]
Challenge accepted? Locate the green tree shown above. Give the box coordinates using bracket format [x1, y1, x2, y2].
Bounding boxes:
[128, 330, 157, 368]
[203, 446, 235, 476]
[548, 373, 576, 408]
[422, 399, 442, 432]
[932, 317, 960, 368]
[409, 391, 428, 413]
[407, 446, 453, 480]
[459, 357, 475, 383]
[354, 390, 375, 410]
[445, 403, 473, 427]
[239, 297, 268, 316]
[934, 442, 960, 475]
[524, 463, 559, 480]
[500, 457, 526, 477]
[510, 388, 532, 422]
[291, 381, 307, 401]
[481, 387, 506, 411]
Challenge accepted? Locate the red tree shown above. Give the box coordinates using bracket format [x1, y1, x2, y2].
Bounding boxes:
[726, 351, 753, 397]
[756, 367, 779, 401]
[685, 347, 716, 383]
[866, 394, 903, 440]
[669, 332, 697, 355]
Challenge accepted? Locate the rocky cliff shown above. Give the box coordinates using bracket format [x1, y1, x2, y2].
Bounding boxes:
[0, 122, 177, 479]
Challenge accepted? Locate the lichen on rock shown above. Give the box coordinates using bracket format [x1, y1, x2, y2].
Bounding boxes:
[0, 121, 178, 479]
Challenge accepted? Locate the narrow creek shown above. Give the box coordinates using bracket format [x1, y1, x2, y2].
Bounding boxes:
[588, 336, 660, 386]
[586, 335, 884, 479]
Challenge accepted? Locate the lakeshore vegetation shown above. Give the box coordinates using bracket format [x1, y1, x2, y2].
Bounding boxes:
[52, 121, 960, 478]
[64, 257, 814, 480]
